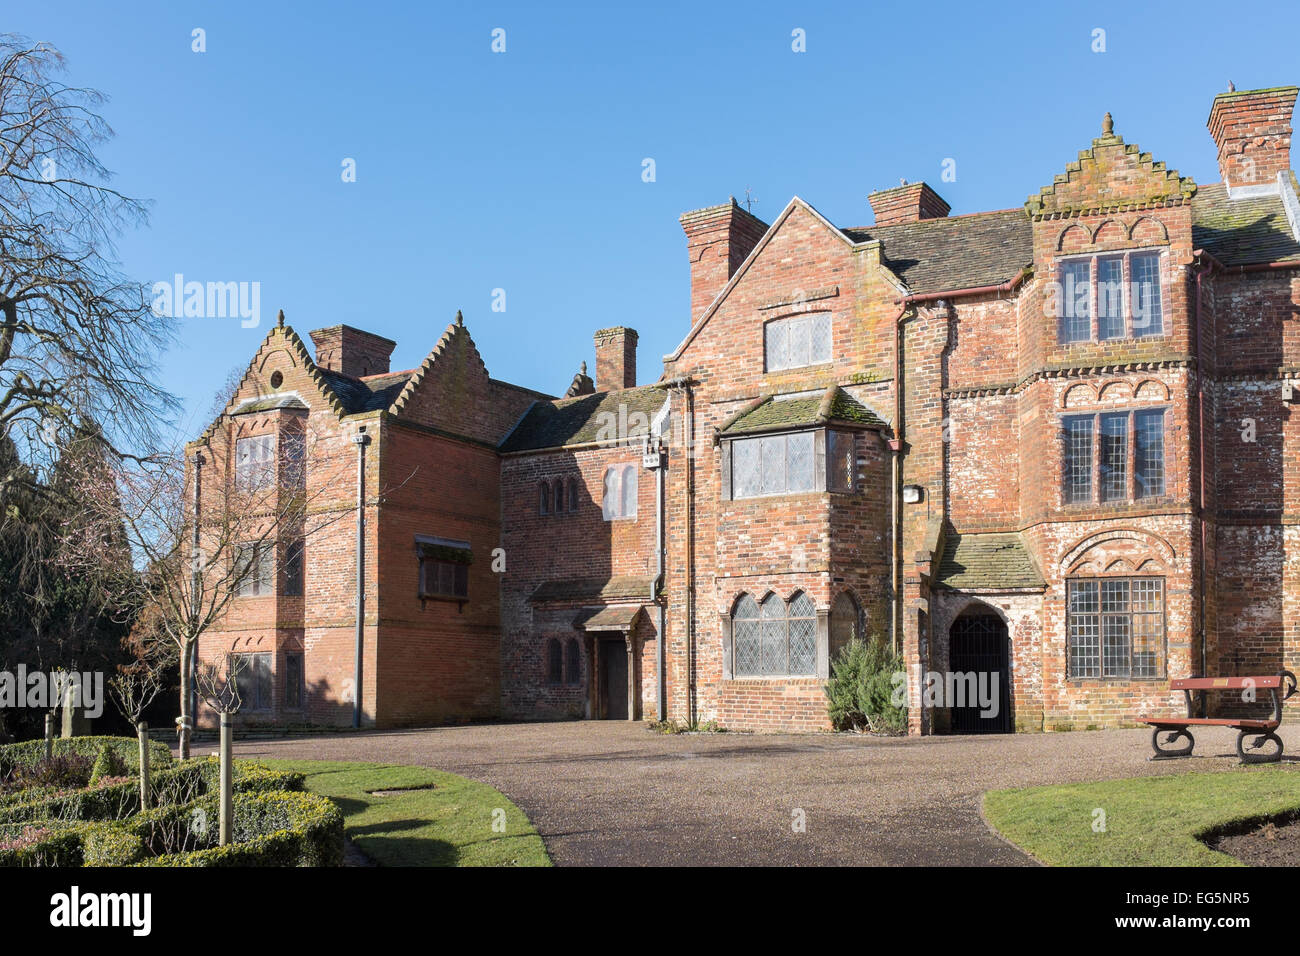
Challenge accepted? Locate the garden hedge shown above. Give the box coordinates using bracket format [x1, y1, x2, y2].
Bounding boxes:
[0, 789, 343, 867]
[0, 759, 304, 825]
[0, 736, 172, 778]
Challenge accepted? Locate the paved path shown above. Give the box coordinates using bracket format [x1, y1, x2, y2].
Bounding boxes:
[208, 722, 1300, 866]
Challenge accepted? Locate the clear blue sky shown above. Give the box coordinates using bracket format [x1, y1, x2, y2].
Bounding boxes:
[12, 1, 1300, 439]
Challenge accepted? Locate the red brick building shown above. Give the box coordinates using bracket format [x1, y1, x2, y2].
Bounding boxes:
[193, 85, 1300, 734]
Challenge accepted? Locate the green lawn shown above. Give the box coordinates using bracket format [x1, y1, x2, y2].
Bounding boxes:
[983, 765, 1300, 866]
[258, 760, 550, 867]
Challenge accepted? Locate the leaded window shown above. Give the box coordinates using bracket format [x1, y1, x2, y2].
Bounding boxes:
[1067, 577, 1165, 679]
[603, 464, 638, 519]
[731, 591, 818, 677]
[1057, 250, 1165, 343]
[234, 542, 274, 597]
[1062, 409, 1166, 504]
[231, 652, 272, 710]
[765, 313, 832, 371]
[235, 435, 276, 492]
[546, 639, 562, 684]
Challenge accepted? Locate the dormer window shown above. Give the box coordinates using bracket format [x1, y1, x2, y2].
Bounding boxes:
[765, 313, 831, 372]
[1057, 250, 1164, 343]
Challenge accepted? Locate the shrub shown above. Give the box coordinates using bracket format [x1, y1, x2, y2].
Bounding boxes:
[825, 637, 908, 733]
[0, 736, 172, 782]
[3, 753, 94, 793]
[0, 760, 302, 825]
[89, 744, 128, 785]
[8, 790, 345, 867]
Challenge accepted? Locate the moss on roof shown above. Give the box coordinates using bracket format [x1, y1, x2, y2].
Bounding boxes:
[500, 386, 667, 453]
[842, 209, 1032, 295]
[530, 576, 655, 604]
[721, 387, 886, 436]
[936, 532, 1045, 590]
[1192, 183, 1300, 266]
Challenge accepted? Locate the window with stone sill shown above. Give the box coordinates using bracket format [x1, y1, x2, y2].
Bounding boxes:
[1056, 249, 1164, 344]
[723, 428, 854, 499]
[765, 312, 832, 372]
[1067, 576, 1165, 679]
[1061, 408, 1166, 505]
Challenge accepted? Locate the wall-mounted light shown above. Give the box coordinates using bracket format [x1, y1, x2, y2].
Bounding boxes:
[902, 484, 923, 504]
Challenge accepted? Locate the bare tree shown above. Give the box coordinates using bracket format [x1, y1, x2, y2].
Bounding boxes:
[59, 420, 411, 758]
[108, 614, 175, 810]
[0, 34, 174, 485]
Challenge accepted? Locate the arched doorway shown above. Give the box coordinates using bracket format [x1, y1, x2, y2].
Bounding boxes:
[948, 610, 1011, 734]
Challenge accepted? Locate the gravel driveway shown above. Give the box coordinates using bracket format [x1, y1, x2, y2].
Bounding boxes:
[208, 721, 1300, 866]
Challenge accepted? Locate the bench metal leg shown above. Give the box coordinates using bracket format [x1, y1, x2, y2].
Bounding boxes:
[1236, 731, 1284, 764]
[1151, 727, 1195, 759]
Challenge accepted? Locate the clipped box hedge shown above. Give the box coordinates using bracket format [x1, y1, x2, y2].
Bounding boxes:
[0, 736, 173, 778]
[0, 759, 304, 825]
[0, 789, 343, 867]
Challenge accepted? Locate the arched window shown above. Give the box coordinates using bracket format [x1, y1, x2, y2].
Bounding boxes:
[787, 592, 817, 675]
[830, 592, 863, 664]
[621, 466, 638, 518]
[732, 594, 761, 676]
[553, 480, 565, 514]
[564, 638, 580, 684]
[732, 591, 817, 677]
[538, 482, 550, 515]
[546, 638, 563, 683]
[602, 468, 619, 520]
[567, 478, 579, 512]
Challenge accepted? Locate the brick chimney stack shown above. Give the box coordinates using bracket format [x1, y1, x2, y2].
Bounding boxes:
[308, 324, 396, 378]
[868, 181, 951, 226]
[1207, 85, 1298, 192]
[593, 327, 637, 391]
[679, 198, 768, 324]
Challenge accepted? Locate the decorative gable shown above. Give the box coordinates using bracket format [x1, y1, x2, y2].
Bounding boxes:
[1024, 113, 1197, 220]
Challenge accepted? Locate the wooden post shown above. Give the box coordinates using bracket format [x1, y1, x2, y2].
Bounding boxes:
[43, 712, 54, 760]
[137, 721, 151, 811]
[219, 712, 233, 846]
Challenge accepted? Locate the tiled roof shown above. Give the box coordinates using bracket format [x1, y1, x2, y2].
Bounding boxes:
[1191, 182, 1300, 266]
[500, 386, 666, 453]
[841, 209, 1033, 295]
[935, 532, 1045, 590]
[530, 576, 656, 604]
[573, 604, 645, 631]
[316, 369, 413, 414]
[721, 387, 886, 436]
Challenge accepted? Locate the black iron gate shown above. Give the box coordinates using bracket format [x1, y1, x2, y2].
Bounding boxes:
[948, 613, 1011, 734]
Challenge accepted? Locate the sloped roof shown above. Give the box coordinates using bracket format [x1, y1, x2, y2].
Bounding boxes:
[1192, 182, 1300, 266]
[841, 209, 1033, 294]
[935, 532, 1045, 590]
[573, 604, 645, 631]
[500, 386, 666, 453]
[721, 387, 886, 436]
[530, 576, 655, 604]
[316, 369, 413, 414]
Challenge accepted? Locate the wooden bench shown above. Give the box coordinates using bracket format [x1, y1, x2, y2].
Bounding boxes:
[1139, 671, 1296, 763]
